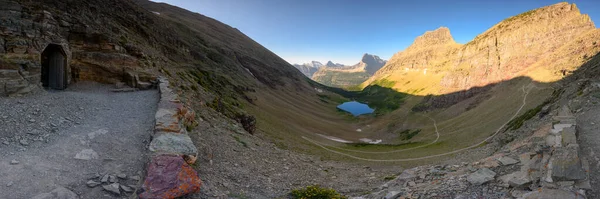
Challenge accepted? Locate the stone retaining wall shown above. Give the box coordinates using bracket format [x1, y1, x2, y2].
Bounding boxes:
[138, 77, 202, 198]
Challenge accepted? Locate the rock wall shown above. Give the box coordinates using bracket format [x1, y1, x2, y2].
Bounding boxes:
[139, 77, 202, 198]
[0, 0, 156, 96]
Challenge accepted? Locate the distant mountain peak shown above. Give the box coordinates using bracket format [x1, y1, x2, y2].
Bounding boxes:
[325, 61, 344, 67]
[292, 61, 324, 77]
[359, 53, 386, 75]
[407, 26, 456, 50]
[361, 53, 382, 63]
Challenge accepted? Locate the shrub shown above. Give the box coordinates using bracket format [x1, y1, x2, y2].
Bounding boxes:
[290, 185, 347, 199]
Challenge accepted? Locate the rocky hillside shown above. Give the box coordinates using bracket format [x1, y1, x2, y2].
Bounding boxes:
[0, 0, 324, 129]
[293, 61, 323, 77]
[364, 2, 600, 95]
[312, 53, 386, 88]
[357, 52, 600, 199]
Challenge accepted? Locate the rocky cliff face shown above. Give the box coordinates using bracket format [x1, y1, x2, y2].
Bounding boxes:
[325, 61, 345, 67]
[357, 53, 387, 75]
[311, 53, 387, 88]
[367, 2, 600, 95]
[0, 0, 309, 97]
[0, 0, 167, 96]
[293, 61, 323, 77]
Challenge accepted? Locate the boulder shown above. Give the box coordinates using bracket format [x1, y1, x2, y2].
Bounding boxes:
[497, 156, 519, 166]
[508, 172, 531, 188]
[138, 155, 202, 199]
[551, 146, 587, 181]
[154, 108, 182, 133]
[148, 133, 197, 155]
[467, 168, 496, 185]
[31, 186, 79, 199]
[522, 188, 585, 199]
[384, 190, 402, 199]
[545, 135, 556, 147]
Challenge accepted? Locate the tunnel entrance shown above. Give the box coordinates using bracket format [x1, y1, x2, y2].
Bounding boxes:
[41, 44, 67, 90]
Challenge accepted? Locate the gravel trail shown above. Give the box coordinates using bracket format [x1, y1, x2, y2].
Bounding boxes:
[0, 82, 158, 198]
[575, 104, 600, 199]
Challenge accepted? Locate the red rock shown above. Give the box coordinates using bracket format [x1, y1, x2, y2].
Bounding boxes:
[138, 155, 202, 199]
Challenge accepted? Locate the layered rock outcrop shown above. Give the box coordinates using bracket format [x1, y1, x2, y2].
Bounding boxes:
[0, 0, 160, 96]
[366, 2, 600, 95]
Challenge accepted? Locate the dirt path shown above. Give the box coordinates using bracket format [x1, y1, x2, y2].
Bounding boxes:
[303, 84, 540, 162]
[575, 105, 600, 198]
[0, 82, 158, 198]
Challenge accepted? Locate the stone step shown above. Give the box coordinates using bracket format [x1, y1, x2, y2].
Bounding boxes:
[551, 145, 587, 181]
[521, 188, 585, 199]
[561, 126, 577, 147]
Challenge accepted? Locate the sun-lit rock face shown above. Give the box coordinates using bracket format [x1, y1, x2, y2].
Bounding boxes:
[367, 2, 600, 95]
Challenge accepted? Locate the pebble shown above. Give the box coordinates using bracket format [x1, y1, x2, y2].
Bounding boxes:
[19, 139, 29, 146]
[10, 160, 19, 165]
[108, 175, 117, 183]
[120, 185, 133, 193]
[130, 175, 141, 181]
[101, 174, 109, 183]
[102, 183, 120, 194]
[2, 141, 9, 145]
[86, 180, 101, 188]
[88, 173, 101, 180]
[117, 174, 127, 179]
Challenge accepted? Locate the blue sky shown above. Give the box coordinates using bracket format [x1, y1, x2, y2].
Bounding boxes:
[151, 0, 600, 65]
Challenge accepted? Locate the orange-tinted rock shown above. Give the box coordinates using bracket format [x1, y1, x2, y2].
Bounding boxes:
[138, 155, 202, 199]
[367, 2, 600, 95]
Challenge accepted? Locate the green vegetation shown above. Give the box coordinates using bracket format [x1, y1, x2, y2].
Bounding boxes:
[397, 129, 421, 140]
[383, 175, 396, 181]
[371, 78, 396, 88]
[312, 71, 370, 88]
[290, 185, 347, 199]
[506, 89, 561, 130]
[349, 85, 407, 115]
[232, 135, 248, 148]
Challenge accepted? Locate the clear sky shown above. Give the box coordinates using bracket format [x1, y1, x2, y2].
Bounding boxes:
[150, 0, 600, 65]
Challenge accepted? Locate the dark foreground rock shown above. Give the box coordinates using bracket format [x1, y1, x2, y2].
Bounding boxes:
[138, 155, 202, 199]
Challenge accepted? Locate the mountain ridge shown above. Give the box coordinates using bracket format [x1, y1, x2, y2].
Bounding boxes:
[310, 53, 387, 88]
[365, 2, 600, 95]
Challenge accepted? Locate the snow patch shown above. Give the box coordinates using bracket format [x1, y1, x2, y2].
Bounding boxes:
[244, 67, 255, 77]
[359, 138, 382, 144]
[316, 134, 352, 143]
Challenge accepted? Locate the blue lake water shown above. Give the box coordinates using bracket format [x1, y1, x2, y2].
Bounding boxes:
[337, 101, 374, 116]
